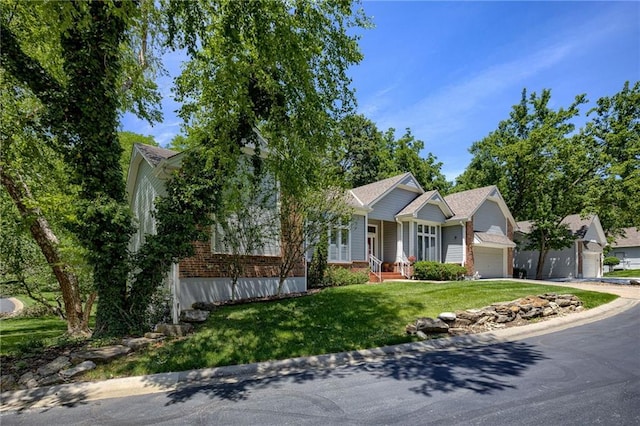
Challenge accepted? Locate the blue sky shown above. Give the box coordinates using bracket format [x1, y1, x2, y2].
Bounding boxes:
[121, 1, 639, 182]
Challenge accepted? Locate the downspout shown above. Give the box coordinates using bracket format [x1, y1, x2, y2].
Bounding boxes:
[171, 262, 180, 325]
[461, 222, 466, 266]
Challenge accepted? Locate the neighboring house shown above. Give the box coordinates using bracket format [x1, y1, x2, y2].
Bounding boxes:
[610, 227, 640, 270]
[127, 144, 305, 321]
[338, 173, 516, 280]
[514, 214, 607, 279]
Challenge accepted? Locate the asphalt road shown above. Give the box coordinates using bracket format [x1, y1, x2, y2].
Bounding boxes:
[2, 303, 639, 426]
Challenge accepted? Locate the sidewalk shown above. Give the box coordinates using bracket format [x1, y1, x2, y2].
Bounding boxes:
[2, 281, 638, 412]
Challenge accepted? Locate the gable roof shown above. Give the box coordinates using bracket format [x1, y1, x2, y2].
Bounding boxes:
[349, 172, 422, 208]
[136, 144, 178, 166]
[517, 214, 607, 244]
[444, 185, 515, 225]
[444, 186, 495, 221]
[395, 190, 453, 218]
[612, 227, 640, 248]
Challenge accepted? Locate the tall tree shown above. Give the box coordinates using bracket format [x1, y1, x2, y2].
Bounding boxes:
[129, 0, 369, 329]
[456, 89, 591, 279]
[582, 81, 640, 234]
[1, 0, 161, 335]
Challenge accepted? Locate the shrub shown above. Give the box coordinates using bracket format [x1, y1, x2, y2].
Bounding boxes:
[513, 267, 527, 279]
[322, 266, 369, 287]
[413, 261, 466, 281]
[603, 256, 620, 272]
[308, 234, 329, 289]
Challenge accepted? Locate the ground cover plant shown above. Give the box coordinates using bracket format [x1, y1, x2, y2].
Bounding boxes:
[71, 280, 617, 381]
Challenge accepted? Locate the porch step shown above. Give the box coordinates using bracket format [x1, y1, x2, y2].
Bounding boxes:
[369, 272, 406, 282]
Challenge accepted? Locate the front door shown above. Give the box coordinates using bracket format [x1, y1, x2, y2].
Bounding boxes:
[367, 225, 378, 259]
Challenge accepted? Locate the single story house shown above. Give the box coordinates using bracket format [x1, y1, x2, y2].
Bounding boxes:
[514, 214, 607, 279]
[128, 145, 517, 320]
[339, 173, 516, 280]
[610, 227, 640, 270]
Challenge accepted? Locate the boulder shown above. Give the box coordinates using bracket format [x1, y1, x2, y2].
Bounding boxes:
[60, 361, 96, 379]
[0, 374, 16, 391]
[71, 345, 131, 364]
[416, 331, 428, 340]
[180, 309, 210, 323]
[438, 312, 457, 322]
[144, 332, 165, 339]
[38, 374, 62, 387]
[415, 317, 449, 333]
[156, 323, 193, 337]
[123, 337, 156, 350]
[37, 356, 71, 377]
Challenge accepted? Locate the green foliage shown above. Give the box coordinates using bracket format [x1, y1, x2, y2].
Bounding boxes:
[334, 114, 451, 192]
[308, 233, 329, 288]
[413, 261, 466, 281]
[118, 131, 158, 180]
[322, 266, 370, 287]
[603, 256, 621, 267]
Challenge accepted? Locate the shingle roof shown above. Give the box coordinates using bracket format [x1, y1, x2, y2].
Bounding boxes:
[517, 215, 594, 238]
[475, 232, 517, 247]
[612, 227, 640, 248]
[136, 144, 178, 167]
[396, 190, 438, 216]
[444, 186, 495, 220]
[561, 214, 593, 238]
[349, 172, 412, 207]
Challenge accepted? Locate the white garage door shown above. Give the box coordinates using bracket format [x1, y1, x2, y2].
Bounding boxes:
[582, 253, 601, 278]
[473, 246, 504, 278]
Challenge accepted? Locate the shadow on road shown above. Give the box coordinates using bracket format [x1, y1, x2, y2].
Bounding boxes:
[163, 339, 547, 405]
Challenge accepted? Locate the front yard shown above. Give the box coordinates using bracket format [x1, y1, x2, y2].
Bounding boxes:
[1, 281, 617, 383]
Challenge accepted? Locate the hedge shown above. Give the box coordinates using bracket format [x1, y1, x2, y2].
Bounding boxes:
[322, 266, 369, 287]
[413, 261, 466, 281]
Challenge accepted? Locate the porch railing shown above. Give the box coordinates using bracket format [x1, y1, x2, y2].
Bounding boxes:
[398, 255, 411, 279]
[369, 254, 382, 282]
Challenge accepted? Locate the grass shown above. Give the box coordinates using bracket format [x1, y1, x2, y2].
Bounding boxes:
[74, 280, 617, 381]
[604, 269, 640, 278]
[0, 316, 69, 356]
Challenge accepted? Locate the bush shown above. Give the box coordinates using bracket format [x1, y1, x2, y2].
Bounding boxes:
[322, 266, 369, 287]
[513, 267, 527, 279]
[603, 256, 620, 272]
[413, 261, 466, 281]
[308, 234, 329, 289]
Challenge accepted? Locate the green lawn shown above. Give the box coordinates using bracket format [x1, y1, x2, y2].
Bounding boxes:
[604, 269, 640, 278]
[75, 280, 617, 381]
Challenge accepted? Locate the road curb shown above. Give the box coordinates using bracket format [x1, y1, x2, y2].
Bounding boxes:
[1, 296, 637, 412]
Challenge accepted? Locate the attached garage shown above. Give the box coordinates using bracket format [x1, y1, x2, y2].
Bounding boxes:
[473, 246, 505, 278]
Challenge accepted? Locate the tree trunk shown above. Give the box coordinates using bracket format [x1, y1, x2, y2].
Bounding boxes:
[1, 166, 91, 337]
[535, 241, 549, 280]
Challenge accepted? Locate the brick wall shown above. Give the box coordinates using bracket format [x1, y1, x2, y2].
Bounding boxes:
[507, 221, 514, 277]
[465, 221, 475, 275]
[179, 240, 305, 279]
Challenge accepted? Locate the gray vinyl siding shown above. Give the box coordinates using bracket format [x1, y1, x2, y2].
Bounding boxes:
[129, 161, 166, 253]
[442, 226, 463, 263]
[474, 200, 505, 234]
[383, 221, 397, 263]
[369, 188, 418, 221]
[402, 222, 410, 258]
[351, 214, 366, 261]
[514, 237, 576, 279]
[416, 203, 446, 222]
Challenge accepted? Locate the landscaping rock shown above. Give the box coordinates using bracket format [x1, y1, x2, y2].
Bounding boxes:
[123, 337, 156, 350]
[144, 332, 165, 339]
[60, 361, 96, 379]
[38, 374, 62, 387]
[438, 312, 457, 322]
[0, 374, 16, 391]
[37, 356, 71, 377]
[156, 323, 193, 337]
[70, 345, 131, 364]
[180, 309, 210, 323]
[415, 317, 449, 333]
